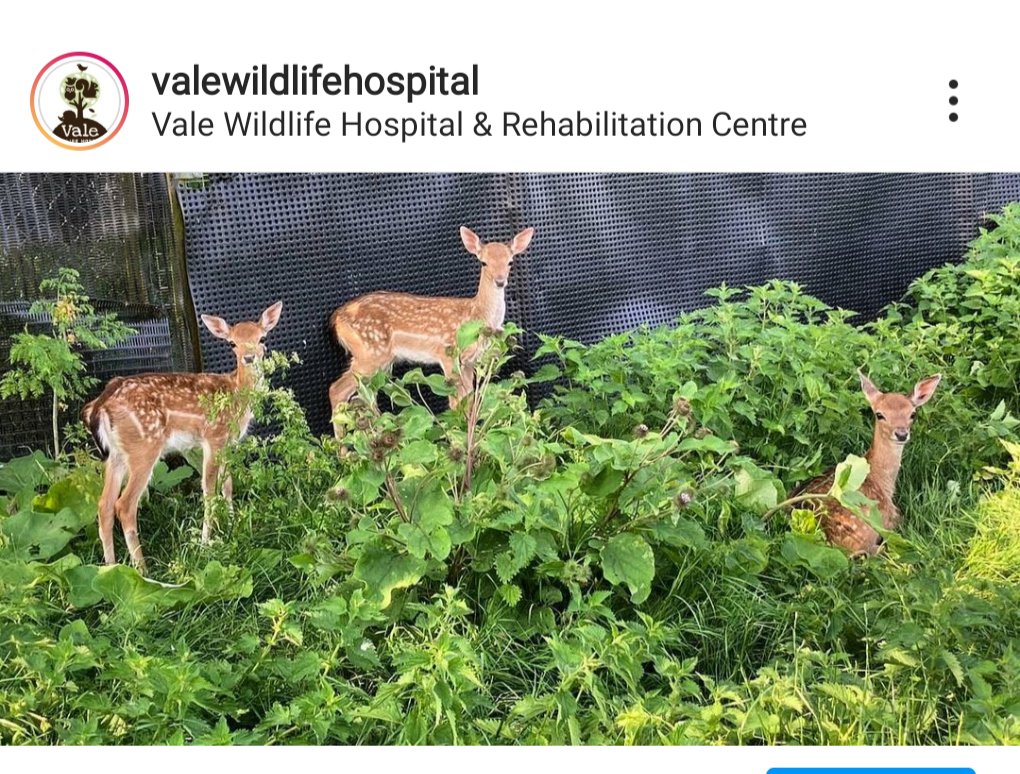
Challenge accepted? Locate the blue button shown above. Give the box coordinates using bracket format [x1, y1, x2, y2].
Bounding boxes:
[768, 770, 975, 774]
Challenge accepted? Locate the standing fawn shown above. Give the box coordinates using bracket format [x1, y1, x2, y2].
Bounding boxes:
[796, 370, 941, 556]
[81, 302, 283, 573]
[327, 226, 534, 437]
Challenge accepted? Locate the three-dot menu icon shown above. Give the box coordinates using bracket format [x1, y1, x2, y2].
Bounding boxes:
[949, 80, 958, 122]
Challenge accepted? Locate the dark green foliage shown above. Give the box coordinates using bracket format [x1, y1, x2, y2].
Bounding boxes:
[3, 206, 1020, 745]
[892, 202, 1020, 402]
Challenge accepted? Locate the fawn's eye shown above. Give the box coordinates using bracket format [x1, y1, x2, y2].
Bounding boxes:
[229, 341, 237, 349]
[909, 411, 917, 420]
[875, 412, 886, 421]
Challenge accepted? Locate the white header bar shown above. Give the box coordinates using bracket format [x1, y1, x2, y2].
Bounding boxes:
[1, 1, 1017, 172]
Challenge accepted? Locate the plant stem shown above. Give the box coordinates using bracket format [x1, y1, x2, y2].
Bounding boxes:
[51, 389, 60, 458]
[384, 461, 409, 522]
[762, 492, 829, 520]
[460, 352, 494, 498]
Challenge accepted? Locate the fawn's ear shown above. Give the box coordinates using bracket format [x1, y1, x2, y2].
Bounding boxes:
[910, 374, 942, 407]
[460, 226, 483, 257]
[260, 301, 283, 332]
[858, 370, 882, 405]
[201, 314, 232, 340]
[510, 227, 535, 255]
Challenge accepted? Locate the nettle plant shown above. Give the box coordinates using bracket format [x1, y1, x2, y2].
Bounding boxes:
[891, 202, 1020, 402]
[0, 268, 134, 456]
[306, 322, 827, 620]
[538, 281, 878, 483]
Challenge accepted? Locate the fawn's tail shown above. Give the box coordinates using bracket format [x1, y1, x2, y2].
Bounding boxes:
[80, 378, 122, 459]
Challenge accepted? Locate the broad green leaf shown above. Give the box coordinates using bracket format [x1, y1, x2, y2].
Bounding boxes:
[304, 595, 349, 632]
[400, 369, 457, 396]
[831, 454, 870, 500]
[649, 518, 707, 550]
[32, 476, 97, 518]
[0, 451, 57, 508]
[353, 546, 426, 608]
[397, 405, 436, 438]
[499, 583, 523, 606]
[678, 434, 737, 455]
[91, 564, 197, 612]
[528, 363, 562, 383]
[192, 560, 254, 599]
[64, 564, 103, 608]
[149, 461, 195, 493]
[600, 532, 655, 604]
[398, 480, 455, 559]
[582, 465, 625, 499]
[2, 506, 88, 560]
[723, 538, 769, 576]
[780, 534, 849, 579]
[734, 466, 782, 514]
[455, 319, 486, 351]
[338, 465, 388, 505]
[67, 561, 251, 612]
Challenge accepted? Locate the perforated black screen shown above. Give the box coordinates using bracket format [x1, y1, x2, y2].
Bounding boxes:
[175, 173, 1020, 436]
[4, 172, 1019, 455]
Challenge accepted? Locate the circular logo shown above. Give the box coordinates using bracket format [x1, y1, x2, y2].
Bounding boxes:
[30, 52, 128, 150]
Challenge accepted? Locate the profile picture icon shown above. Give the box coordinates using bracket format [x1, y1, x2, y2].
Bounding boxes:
[52, 66, 108, 143]
[31, 52, 128, 150]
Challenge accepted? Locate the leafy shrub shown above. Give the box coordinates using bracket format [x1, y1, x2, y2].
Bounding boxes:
[0, 268, 133, 456]
[3, 207, 1020, 745]
[890, 202, 1020, 402]
[540, 279, 1015, 487]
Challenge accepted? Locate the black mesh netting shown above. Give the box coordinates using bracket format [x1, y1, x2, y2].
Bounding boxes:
[174, 173, 1020, 436]
[4, 172, 1020, 453]
[0, 173, 188, 458]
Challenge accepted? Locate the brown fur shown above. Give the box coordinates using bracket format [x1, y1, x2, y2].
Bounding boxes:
[794, 371, 941, 557]
[327, 227, 534, 437]
[84, 302, 282, 572]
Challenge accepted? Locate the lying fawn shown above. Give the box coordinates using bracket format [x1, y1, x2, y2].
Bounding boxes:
[81, 302, 283, 572]
[327, 226, 534, 436]
[796, 370, 941, 556]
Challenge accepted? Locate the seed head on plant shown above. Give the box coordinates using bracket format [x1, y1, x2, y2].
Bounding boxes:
[674, 490, 695, 509]
[327, 485, 350, 502]
[673, 396, 692, 417]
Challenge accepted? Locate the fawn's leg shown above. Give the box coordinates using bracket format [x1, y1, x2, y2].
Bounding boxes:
[329, 367, 359, 438]
[329, 357, 385, 438]
[443, 353, 476, 410]
[115, 448, 160, 574]
[97, 453, 126, 565]
[221, 471, 234, 506]
[201, 443, 227, 544]
[438, 355, 468, 410]
[451, 362, 476, 409]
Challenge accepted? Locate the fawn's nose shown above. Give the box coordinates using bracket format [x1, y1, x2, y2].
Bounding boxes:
[893, 429, 910, 443]
[494, 279, 507, 289]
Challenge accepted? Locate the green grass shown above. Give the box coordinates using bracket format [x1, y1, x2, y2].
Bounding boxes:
[2, 356, 1019, 745]
[4, 208, 1020, 744]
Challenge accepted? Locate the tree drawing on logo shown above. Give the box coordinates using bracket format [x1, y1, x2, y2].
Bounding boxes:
[53, 64, 107, 142]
